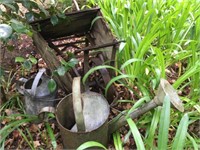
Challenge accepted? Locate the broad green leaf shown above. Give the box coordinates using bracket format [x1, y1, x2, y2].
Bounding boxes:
[48, 79, 57, 93]
[60, 59, 68, 66]
[23, 60, 32, 70]
[10, 19, 27, 33]
[25, 12, 34, 22]
[158, 95, 170, 150]
[22, 0, 38, 10]
[51, 15, 59, 26]
[57, 66, 66, 76]
[21, 0, 32, 9]
[77, 141, 107, 150]
[1, 1, 16, 12]
[57, 12, 66, 19]
[29, 56, 37, 64]
[172, 113, 189, 150]
[68, 58, 78, 67]
[37, 3, 49, 17]
[15, 56, 25, 63]
[127, 118, 145, 150]
[47, 112, 55, 119]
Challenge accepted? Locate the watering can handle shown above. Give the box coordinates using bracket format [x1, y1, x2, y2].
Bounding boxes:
[31, 68, 46, 97]
[72, 77, 85, 132]
[38, 106, 56, 120]
[16, 78, 28, 95]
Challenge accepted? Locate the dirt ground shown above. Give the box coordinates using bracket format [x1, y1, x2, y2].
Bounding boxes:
[0, 34, 36, 71]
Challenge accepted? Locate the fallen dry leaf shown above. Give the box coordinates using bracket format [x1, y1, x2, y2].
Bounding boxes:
[1, 118, 10, 125]
[16, 116, 22, 120]
[33, 141, 41, 148]
[5, 138, 14, 147]
[5, 109, 13, 116]
[38, 123, 43, 129]
[30, 124, 39, 133]
[13, 130, 20, 139]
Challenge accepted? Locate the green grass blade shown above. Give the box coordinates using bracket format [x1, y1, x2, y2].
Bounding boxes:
[18, 128, 34, 150]
[127, 118, 145, 150]
[173, 61, 200, 89]
[82, 65, 121, 85]
[0, 117, 38, 146]
[153, 47, 165, 78]
[0, 139, 5, 150]
[172, 113, 189, 150]
[25, 128, 34, 147]
[45, 122, 57, 150]
[146, 107, 161, 148]
[90, 16, 104, 29]
[186, 133, 198, 150]
[127, 96, 150, 116]
[77, 141, 107, 150]
[120, 58, 144, 70]
[113, 131, 123, 150]
[105, 74, 137, 96]
[158, 95, 171, 150]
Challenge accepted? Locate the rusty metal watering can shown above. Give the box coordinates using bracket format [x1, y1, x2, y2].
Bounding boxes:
[54, 77, 184, 149]
[17, 68, 57, 115]
[55, 77, 110, 149]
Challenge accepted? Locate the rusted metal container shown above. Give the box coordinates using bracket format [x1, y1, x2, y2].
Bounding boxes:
[56, 77, 110, 149]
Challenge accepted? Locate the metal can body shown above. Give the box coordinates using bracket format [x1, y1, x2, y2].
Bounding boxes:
[56, 94, 109, 149]
[17, 69, 58, 115]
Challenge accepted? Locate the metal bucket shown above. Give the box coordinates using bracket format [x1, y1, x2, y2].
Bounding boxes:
[17, 68, 57, 115]
[56, 77, 110, 149]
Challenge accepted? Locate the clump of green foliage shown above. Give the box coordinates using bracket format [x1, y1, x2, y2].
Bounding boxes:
[86, 0, 200, 149]
[0, 0, 73, 149]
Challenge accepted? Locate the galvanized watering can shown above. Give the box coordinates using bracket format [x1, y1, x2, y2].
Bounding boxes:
[54, 77, 184, 149]
[17, 68, 57, 115]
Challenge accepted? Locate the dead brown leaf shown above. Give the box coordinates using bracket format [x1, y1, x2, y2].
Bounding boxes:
[13, 130, 20, 139]
[33, 140, 41, 148]
[5, 109, 13, 116]
[5, 138, 14, 147]
[30, 124, 39, 133]
[1, 118, 10, 125]
[16, 116, 22, 120]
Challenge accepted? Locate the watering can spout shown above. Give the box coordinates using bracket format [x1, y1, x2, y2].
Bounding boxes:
[155, 78, 184, 112]
[108, 78, 184, 135]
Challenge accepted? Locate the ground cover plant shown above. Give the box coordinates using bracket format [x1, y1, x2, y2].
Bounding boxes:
[0, 0, 72, 149]
[87, 0, 200, 149]
[0, 0, 200, 149]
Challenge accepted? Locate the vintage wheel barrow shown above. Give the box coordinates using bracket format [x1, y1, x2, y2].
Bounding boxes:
[30, 8, 123, 104]
[40, 77, 184, 149]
